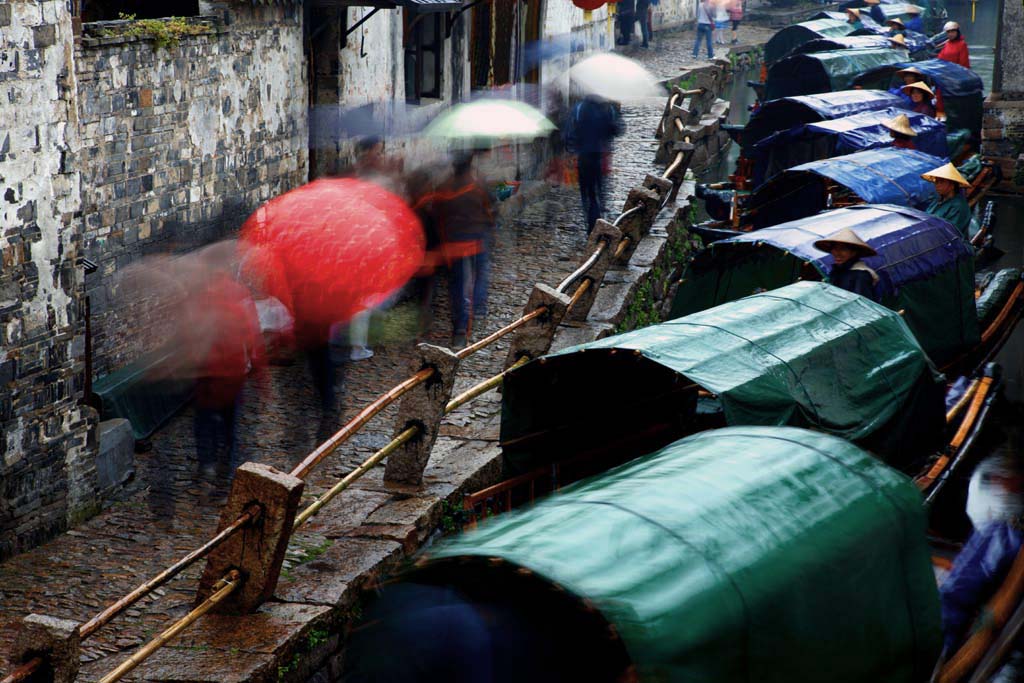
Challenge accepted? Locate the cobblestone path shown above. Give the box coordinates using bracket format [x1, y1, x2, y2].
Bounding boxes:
[0, 43, 692, 678]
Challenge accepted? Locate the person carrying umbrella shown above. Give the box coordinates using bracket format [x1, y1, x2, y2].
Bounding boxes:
[882, 113, 917, 150]
[923, 162, 972, 240]
[813, 228, 880, 302]
[938, 20, 970, 68]
[566, 94, 625, 235]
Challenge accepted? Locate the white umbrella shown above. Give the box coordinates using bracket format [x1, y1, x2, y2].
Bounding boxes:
[563, 53, 664, 101]
[422, 100, 556, 144]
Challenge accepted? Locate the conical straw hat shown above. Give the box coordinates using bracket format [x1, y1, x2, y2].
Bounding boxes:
[813, 228, 878, 257]
[896, 66, 923, 79]
[921, 162, 970, 187]
[864, 0, 880, 5]
[905, 5, 921, 13]
[889, 33, 907, 47]
[882, 113, 917, 136]
[887, 17, 905, 27]
[845, 7, 861, 18]
[901, 81, 934, 97]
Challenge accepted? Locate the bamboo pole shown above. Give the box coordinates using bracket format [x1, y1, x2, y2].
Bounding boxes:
[445, 356, 529, 414]
[456, 306, 546, 359]
[290, 367, 434, 479]
[98, 570, 242, 683]
[0, 658, 41, 683]
[945, 379, 980, 424]
[293, 426, 419, 530]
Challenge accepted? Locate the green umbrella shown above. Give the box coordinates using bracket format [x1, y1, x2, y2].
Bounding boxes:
[422, 99, 556, 146]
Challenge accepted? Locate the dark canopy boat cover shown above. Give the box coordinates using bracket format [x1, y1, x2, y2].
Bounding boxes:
[419, 426, 943, 682]
[503, 281, 946, 472]
[765, 48, 909, 101]
[745, 148, 944, 227]
[763, 18, 855, 66]
[853, 58, 985, 135]
[870, 2, 927, 23]
[740, 89, 908, 151]
[790, 34, 895, 56]
[672, 204, 979, 364]
[750, 107, 948, 186]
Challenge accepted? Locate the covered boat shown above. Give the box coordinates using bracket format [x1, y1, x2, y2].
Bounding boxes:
[789, 33, 898, 55]
[369, 427, 942, 683]
[744, 148, 944, 228]
[763, 18, 856, 66]
[852, 58, 985, 137]
[869, 2, 927, 24]
[671, 205, 978, 365]
[764, 48, 909, 101]
[749, 107, 947, 186]
[737, 89, 908, 152]
[502, 281, 946, 473]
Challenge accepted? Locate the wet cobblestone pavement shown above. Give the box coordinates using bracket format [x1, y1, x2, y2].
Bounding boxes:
[0, 47, 694, 677]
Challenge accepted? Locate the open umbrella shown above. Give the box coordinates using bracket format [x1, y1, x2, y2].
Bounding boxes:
[562, 53, 664, 101]
[239, 178, 425, 347]
[422, 99, 556, 146]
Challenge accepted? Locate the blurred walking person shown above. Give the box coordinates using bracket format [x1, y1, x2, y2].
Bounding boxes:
[713, 0, 729, 45]
[567, 94, 624, 234]
[616, 0, 636, 45]
[184, 270, 265, 477]
[635, 0, 651, 48]
[727, 0, 743, 44]
[426, 152, 495, 348]
[693, 0, 714, 59]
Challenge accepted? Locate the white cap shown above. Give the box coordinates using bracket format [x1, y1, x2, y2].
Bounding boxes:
[943, 20, 960, 31]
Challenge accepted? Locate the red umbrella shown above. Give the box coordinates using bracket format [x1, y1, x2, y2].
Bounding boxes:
[239, 178, 425, 347]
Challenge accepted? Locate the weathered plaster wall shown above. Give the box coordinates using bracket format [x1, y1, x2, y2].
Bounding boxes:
[994, 0, 1024, 97]
[74, 3, 309, 375]
[982, 0, 1024, 192]
[0, 0, 98, 560]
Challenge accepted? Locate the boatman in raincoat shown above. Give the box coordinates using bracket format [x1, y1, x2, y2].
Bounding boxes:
[813, 229, 879, 302]
[938, 21, 970, 68]
[923, 162, 972, 240]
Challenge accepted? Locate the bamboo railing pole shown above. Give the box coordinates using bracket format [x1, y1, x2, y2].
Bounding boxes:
[98, 570, 242, 683]
[455, 307, 546, 359]
[290, 367, 434, 479]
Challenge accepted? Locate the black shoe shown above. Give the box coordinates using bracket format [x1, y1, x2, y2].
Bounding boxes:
[451, 333, 468, 349]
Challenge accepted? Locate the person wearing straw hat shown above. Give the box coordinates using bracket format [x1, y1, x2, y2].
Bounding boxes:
[923, 162, 972, 240]
[902, 81, 936, 117]
[938, 20, 970, 68]
[813, 228, 880, 301]
[886, 16, 906, 35]
[882, 113, 917, 150]
[889, 66, 923, 104]
[844, 7, 863, 27]
[888, 32, 908, 50]
[903, 4, 923, 32]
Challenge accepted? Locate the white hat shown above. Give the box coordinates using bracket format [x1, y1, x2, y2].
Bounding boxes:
[943, 20, 960, 31]
[813, 228, 878, 257]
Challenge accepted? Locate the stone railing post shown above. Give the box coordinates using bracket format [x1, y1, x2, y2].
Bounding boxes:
[10, 615, 81, 683]
[504, 284, 572, 367]
[195, 463, 303, 614]
[384, 344, 460, 486]
[565, 220, 624, 322]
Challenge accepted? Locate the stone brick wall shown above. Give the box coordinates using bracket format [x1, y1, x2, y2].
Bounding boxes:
[982, 0, 1024, 193]
[0, 0, 98, 560]
[75, 2, 309, 375]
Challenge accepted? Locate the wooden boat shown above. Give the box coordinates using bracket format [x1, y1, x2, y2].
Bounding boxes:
[673, 204, 1021, 371]
[344, 291, 1016, 680]
[698, 148, 999, 243]
[764, 47, 913, 101]
[853, 58, 986, 141]
[762, 18, 858, 67]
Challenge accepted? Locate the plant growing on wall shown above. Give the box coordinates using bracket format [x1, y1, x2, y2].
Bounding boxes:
[99, 13, 213, 49]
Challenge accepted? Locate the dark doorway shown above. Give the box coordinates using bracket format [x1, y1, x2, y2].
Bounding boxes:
[81, 0, 200, 22]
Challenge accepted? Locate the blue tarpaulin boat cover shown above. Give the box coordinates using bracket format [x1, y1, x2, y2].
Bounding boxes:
[853, 58, 984, 98]
[747, 148, 946, 228]
[742, 89, 909, 151]
[791, 34, 895, 55]
[849, 27, 932, 55]
[750, 107, 948, 186]
[763, 18, 856, 66]
[672, 204, 979, 363]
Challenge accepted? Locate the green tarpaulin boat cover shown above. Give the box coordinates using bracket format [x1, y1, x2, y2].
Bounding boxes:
[425, 426, 942, 682]
[501, 282, 945, 473]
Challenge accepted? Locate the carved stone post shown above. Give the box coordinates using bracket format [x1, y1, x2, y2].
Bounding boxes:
[196, 463, 303, 614]
[504, 284, 572, 367]
[384, 344, 460, 486]
[565, 220, 624, 322]
[10, 615, 81, 683]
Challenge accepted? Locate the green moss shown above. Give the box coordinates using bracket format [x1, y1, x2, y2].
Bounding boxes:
[100, 13, 213, 49]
